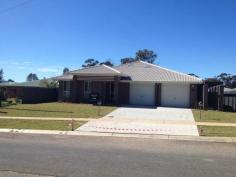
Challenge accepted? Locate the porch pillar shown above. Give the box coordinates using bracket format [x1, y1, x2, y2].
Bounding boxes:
[155, 83, 161, 106]
[58, 81, 63, 102]
[218, 85, 224, 111]
[203, 83, 208, 110]
[190, 84, 198, 108]
[114, 76, 120, 106]
[72, 75, 78, 103]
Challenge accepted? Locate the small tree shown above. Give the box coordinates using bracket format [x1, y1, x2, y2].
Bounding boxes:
[188, 73, 199, 78]
[135, 49, 157, 63]
[100, 60, 114, 67]
[82, 58, 99, 68]
[7, 79, 14, 82]
[40, 78, 58, 88]
[0, 69, 3, 82]
[63, 67, 69, 75]
[120, 57, 136, 64]
[26, 73, 39, 81]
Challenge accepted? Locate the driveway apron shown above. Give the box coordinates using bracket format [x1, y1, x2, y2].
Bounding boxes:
[77, 107, 199, 136]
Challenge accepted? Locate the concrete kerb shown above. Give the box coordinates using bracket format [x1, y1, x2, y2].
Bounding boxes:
[0, 128, 235, 143]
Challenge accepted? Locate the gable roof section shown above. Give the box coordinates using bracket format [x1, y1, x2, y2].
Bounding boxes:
[69, 64, 121, 76]
[114, 61, 202, 83]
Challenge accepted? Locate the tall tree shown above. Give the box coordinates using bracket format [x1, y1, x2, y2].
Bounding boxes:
[135, 49, 157, 63]
[82, 58, 99, 68]
[100, 60, 114, 67]
[120, 57, 135, 64]
[26, 73, 39, 82]
[63, 67, 69, 75]
[0, 69, 3, 82]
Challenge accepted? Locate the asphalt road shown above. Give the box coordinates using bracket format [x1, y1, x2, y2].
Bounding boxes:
[0, 133, 235, 177]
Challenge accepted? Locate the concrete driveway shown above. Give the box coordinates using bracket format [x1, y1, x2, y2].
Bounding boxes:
[77, 107, 199, 136]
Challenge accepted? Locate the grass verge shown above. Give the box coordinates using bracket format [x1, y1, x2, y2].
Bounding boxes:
[0, 102, 116, 118]
[192, 109, 236, 123]
[0, 119, 87, 131]
[198, 125, 236, 137]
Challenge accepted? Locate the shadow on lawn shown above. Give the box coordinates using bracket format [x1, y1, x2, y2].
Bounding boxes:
[3, 107, 73, 114]
[0, 111, 7, 114]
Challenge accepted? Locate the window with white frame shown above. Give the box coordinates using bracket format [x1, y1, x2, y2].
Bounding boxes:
[84, 81, 91, 98]
[63, 81, 70, 98]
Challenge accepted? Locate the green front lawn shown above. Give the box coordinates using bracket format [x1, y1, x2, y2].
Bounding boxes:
[198, 126, 236, 137]
[192, 109, 236, 123]
[0, 102, 116, 118]
[0, 119, 87, 131]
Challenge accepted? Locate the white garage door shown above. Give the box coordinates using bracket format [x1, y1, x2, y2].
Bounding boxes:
[130, 83, 155, 106]
[161, 83, 190, 108]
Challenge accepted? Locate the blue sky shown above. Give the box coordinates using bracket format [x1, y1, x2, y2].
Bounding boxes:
[0, 0, 235, 82]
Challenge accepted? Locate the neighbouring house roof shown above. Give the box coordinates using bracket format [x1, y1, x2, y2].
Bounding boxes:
[224, 88, 236, 94]
[114, 61, 203, 83]
[0, 79, 54, 88]
[52, 74, 73, 81]
[69, 64, 122, 76]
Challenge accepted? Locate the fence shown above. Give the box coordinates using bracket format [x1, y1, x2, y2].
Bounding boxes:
[208, 85, 224, 111]
[224, 94, 236, 112]
[3, 86, 58, 104]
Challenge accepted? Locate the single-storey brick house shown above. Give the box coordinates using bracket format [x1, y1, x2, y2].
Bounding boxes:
[56, 61, 206, 108]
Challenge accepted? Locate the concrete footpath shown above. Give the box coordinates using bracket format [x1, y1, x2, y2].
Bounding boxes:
[0, 116, 94, 121]
[0, 128, 235, 143]
[1, 116, 236, 127]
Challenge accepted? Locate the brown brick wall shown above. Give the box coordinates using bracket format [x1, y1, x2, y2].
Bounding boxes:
[118, 82, 130, 105]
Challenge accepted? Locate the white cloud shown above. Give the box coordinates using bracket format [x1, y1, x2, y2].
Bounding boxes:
[37, 67, 60, 73]
[16, 66, 25, 69]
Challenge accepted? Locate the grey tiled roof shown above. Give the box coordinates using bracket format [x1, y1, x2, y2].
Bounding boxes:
[114, 61, 202, 83]
[53, 74, 73, 81]
[0, 79, 54, 88]
[69, 64, 121, 76]
[54, 61, 202, 83]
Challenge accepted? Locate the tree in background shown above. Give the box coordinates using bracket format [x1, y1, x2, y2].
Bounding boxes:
[120, 57, 136, 64]
[135, 49, 157, 63]
[100, 60, 114, 67]
[40, 78, 58, 88]
[0, 69, 3, 82]
[63, 67, 69, 75]
[120, 49, 157, 64]
[188, 73, 199, 78]
[7, 79, 14, 82]
[26, 73, 39, 82]
[216, 73, 236, 88]
[82, 58, 99, 68]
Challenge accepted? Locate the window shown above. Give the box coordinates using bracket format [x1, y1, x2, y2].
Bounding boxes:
[84, 81, 91, 98]
[63, 81, 70, 98]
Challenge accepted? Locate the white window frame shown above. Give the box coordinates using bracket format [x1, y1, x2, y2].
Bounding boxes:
[63, 81, 70, 98]
[84, 81, 91, 98]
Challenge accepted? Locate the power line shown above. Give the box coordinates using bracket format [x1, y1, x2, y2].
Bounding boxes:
[0, 0, 32, 15]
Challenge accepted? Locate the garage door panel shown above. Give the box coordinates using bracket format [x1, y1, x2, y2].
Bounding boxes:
[130, 83, 155, 106]
[161, 84, 190, 108]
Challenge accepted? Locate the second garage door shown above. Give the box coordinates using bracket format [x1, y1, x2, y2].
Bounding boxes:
[129, 83, 155, 106]
[161, 83, 190, 108]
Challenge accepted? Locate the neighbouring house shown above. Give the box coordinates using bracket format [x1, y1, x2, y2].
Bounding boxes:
[224, 88, 236, 95]
[224, 87, 236, 111]
[0, 80, 58, 103]
[56, 61, 206, 108]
